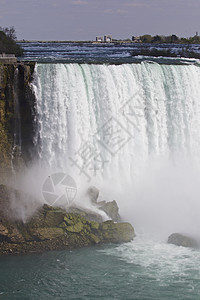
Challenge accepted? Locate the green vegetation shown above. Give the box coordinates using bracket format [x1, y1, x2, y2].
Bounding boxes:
[0, 26, 24, 56]
[137, 34, 200, 44]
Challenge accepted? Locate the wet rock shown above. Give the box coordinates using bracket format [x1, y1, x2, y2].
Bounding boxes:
[28, 205, 66, 228]
[0, 199, 135, 255]
[88, 220, 99, 231]
[67, 206, 103, 223]
[0, 223, 24, 243]
[98, 200, 120, 222]
[168, 233, 199, 248]
[0, 224, 9, 236]
[89, 233, 100, 244]
[63, 216, 74, 226]
[100, 220, 135, 243]
[87, 186, 99, 203]
[8, 228, 25, 243]
[66, 222, 84, 233]
[29, 228, 64, 241]
[0, 185, 12, 219]
[86, 186, 121, 222]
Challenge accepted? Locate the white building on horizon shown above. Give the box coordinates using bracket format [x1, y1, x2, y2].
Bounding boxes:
[104, 35, 112, 43]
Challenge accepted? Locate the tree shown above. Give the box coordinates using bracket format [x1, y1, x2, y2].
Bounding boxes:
[140, 35, 153, 43]
[0, 26, 17, 40]
[152, 35, 165, 43]
[189, 35, 200, 44]
[0, 29, 23, 56]
[171, 34, 179, 43]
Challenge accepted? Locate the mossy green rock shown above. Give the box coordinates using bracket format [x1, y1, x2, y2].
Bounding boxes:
[67, 207, 103, 223]
[63, 216, 74, 225]
[66, 222, 83, 233]
[89, 221, 99, 230]
[100, 221, 135, 243]
[29, 228, 64, 241]
[89, 233, 100, 244]
[0, 198, 135, 255]
[26, 206, 66, 229]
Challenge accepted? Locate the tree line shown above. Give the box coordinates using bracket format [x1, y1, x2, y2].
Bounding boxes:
[134, 34, 200, 44]
[0, 26, 24, 56]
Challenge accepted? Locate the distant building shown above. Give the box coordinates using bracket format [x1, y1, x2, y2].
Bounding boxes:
[96, 36, 103, 42]
[104, 35, 112, 43]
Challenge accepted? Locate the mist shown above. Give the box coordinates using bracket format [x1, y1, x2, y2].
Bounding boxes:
[115, 157, 200, 240]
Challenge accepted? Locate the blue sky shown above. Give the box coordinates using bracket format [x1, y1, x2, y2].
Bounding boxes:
[0, 0, 199, 40]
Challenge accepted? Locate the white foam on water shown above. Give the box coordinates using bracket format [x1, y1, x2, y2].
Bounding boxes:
[98, 234, 200, 289]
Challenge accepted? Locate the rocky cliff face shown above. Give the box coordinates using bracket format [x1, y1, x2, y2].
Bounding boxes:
[0, 61, 35, 181]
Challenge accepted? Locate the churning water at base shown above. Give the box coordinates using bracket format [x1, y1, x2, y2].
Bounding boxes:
[0, 236, 200, 299]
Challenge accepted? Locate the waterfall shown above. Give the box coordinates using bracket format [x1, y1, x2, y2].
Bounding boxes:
[30, 62, 200, 235]
[32, 62, 200, 177]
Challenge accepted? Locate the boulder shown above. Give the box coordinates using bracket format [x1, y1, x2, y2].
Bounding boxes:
[98, 200, 120, 222]
[100, 220, 135, 243]
[87, 186, 99, 203]
[168, 233, 199, 248]
[86, 186, 121, 222]
[28, 205, 67, 228]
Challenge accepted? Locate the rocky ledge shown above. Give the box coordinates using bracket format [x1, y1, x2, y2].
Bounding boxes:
[0, 186, 135, 255]
[168, 233, 199, 249]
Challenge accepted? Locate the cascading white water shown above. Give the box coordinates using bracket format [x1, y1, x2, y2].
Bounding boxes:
[32, 62, 200, 173]
[31, 61, 200, 237]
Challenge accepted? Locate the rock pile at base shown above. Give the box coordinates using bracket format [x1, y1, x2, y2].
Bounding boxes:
[0, 186, 135, 255]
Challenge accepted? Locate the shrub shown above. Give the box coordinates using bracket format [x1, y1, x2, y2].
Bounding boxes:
[0, 28, 24, 56]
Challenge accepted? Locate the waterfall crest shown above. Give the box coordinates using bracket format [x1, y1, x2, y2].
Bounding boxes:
[32, 62, 200, 180]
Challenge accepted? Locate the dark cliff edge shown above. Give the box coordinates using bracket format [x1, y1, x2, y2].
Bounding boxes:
[0, 61, 35, 180]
